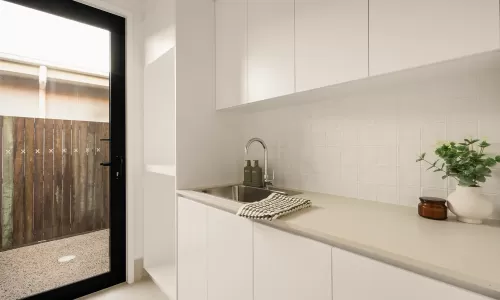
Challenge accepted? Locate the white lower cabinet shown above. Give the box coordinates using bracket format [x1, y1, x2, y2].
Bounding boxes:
[207, 207, 253, 300]
[178, 197, 491, 300]
[178, 197, 253, 300]
[253, 223, 332, 300]
[177, 197, 208, 300]
[331, 247, 491, 300]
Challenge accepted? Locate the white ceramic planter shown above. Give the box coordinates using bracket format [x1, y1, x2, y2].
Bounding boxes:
[447, 186, 493, 224]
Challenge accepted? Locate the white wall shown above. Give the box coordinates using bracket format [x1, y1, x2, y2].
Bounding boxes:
[243, 66, 500, 219]
[142, 0, 176, 270]
[176, 0, 242, 190]
[143, 0, 176, 167]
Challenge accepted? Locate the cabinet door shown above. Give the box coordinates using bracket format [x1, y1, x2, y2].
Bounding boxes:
[331, 247, 492, 300]
[369, 0, 500, 76]
[295, 0, 368, 92]
[207, 207, 253, 300]
[253, 223, 332, 300]
[248, 0, 295, 102]
[216, 0, 248, 109]
[177, 197, 208, 300]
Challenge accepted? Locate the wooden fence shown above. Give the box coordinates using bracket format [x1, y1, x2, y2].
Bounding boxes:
[0, 116, 110, 251]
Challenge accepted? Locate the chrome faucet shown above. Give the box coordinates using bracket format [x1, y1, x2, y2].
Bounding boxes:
[245, 137, 273, 188]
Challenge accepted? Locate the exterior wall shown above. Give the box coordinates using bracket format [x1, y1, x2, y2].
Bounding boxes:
[46, 80, 109, 122]
[0, 73, 109, 122]
[0, 75, 39, 118]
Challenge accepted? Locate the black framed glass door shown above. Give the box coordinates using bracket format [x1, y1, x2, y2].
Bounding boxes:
[0, 0, 126, 299]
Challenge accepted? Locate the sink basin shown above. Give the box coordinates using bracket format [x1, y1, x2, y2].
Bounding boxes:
[197, 185, 301, 203]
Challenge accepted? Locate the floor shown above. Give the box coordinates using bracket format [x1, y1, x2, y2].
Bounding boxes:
[80, 279, 168, 300]
[0, 229, 109, 300]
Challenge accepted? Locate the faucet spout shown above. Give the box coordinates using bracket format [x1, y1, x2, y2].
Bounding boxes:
[245, 138, 271, 187]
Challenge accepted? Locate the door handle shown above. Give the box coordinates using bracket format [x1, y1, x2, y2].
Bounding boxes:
[100, 156, 124, 179]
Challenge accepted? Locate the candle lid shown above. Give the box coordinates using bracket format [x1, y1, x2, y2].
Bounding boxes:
[419, 196, 447, 203]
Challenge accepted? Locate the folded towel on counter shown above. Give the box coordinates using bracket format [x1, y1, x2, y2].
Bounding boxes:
[236, 193, 312, 220]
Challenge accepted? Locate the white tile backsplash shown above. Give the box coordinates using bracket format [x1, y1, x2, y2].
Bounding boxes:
[242, 68, 500, 218]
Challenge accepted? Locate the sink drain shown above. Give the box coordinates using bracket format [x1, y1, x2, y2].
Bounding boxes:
[58, 255, 76, 263]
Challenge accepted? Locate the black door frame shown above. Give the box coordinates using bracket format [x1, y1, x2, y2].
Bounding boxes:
[3, 0, 127, 299]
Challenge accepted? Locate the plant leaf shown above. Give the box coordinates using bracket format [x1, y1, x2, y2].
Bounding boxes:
[484, 158, 496, 167]
[441, 175, 448, 180]
[480, 141, 491, 148]
[496, 156, 500, 163]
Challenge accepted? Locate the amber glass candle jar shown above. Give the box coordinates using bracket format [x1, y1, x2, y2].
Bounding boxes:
[418, 197, 447, 220]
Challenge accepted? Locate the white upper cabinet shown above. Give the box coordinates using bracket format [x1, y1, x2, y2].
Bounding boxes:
[331, 247, 492, 300]
[295, 0, 368, 92]
[216, 0, 248, 109]
[177, 197, 208, 300]
[253, 223, 332, 300]
[207, 207, 253, 300]
[369, 0, 500, 76]
[248, 0, 295, 102]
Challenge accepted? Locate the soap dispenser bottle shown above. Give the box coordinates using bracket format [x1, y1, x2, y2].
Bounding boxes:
[252, 160, 263, 188]
[243, 160, 253, 186]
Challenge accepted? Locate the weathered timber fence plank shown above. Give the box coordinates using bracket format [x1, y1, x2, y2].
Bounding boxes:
[101, 123, 110, 228]
[13, 118, 25, 246]
[54, 120, 64, 238]
[2, 117, 13, 248]
[94, 123, 104, 230]
[62, 120, 72, 236]
[71, 121, 80, 233]
[77, 122, 88, 232]
[0, 116, 3, 247]
[86, 123, 96, 231]
[33, 119, 44, 242]
[43, 119, 54, 240]
[24, 118, 35, 244]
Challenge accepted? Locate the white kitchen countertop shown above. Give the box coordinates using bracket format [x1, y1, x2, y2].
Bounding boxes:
[177, 188, 500, 299]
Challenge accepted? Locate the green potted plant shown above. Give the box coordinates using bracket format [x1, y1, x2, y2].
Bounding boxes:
[417, 139, 500, 224]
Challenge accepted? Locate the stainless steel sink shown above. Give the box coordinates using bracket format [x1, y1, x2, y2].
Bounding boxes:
[197, 185, 301, 203]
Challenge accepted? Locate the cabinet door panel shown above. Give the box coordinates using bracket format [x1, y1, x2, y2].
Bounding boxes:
[370, 0, 500, 76]
[295, 0, 368, 92]
[254, 223, 332, 300]
[248, 0, 295, 102]
[177, 197, 208, 300]
[207, 207, 253, 300]
[332, 247, 492, 300]
[216, 0, 248, 109]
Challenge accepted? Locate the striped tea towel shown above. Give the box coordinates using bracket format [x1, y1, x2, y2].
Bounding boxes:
[236, 193, 312, 220]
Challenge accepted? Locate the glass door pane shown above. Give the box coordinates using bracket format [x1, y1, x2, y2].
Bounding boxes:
[0, 1, 113, 298]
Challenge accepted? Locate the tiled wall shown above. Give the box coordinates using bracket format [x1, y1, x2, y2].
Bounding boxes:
[243, 67, 500, 217]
